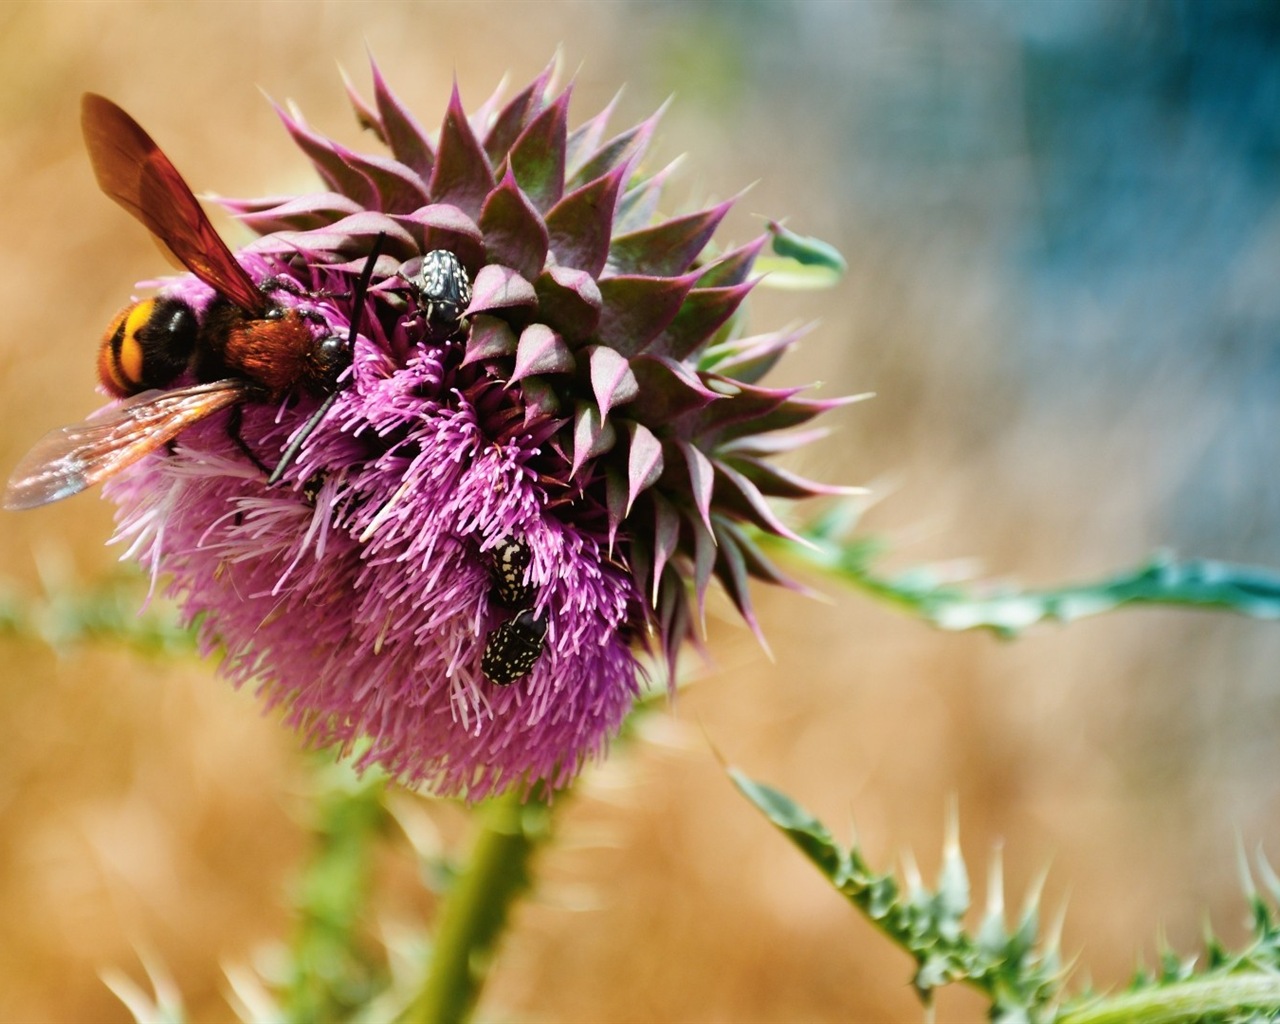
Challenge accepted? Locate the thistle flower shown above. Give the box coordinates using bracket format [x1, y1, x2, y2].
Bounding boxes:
[106, 60, 851, 797]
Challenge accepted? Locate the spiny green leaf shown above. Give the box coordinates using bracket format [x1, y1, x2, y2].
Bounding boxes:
[938, 825, 971, 925]
[766, 505, 1280, 637]
[730, 768, 1063, 1020]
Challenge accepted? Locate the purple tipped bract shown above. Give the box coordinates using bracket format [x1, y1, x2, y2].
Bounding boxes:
[103, 60, 852, 797]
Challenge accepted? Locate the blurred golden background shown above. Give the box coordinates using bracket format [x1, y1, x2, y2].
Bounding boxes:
[2, 2, 1279, 1021]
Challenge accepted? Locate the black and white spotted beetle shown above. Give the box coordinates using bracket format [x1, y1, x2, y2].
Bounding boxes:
[399, 249, 472, 340]
[481, 536, 547, 686]
[489, 536, 536, 607]
[482, 609, 549, 686]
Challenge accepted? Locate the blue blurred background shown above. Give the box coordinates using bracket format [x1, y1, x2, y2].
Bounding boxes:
[0, 1, 1278, 1020]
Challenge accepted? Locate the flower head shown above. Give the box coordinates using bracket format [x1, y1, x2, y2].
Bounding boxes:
[106, 60, 850, 797]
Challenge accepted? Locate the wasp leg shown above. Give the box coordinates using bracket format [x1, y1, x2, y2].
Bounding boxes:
[258, 275, 311, 298]
[226, 404, 270, 476]
[296, 308, 330, 328]
[259, 276, 343, 305]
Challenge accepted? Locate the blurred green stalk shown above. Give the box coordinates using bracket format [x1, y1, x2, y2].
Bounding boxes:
[404, 787, 553, 1024]
[285, 768, 389, 1023]
[1060, 975, 1280, 1024]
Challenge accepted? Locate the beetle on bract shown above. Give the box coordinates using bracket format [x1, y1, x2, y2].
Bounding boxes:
[399, 248, 471, 340]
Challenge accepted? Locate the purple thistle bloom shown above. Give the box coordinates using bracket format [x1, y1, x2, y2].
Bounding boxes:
[98, 60, 853, 797]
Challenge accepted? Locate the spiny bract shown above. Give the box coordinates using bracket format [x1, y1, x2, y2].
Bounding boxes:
[107, 59, 852, 797]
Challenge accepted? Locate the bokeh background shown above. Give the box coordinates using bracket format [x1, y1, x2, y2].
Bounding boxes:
[2, 1, 1279, 1020]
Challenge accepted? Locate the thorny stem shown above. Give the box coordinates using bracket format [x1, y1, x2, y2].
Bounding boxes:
[1059, 974, 1280, 1024]
[765, 523, 1280, 637]
[403, 787, 554, 1024]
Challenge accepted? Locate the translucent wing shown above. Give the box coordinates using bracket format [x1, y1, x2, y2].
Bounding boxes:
[81, 93, 268, 316]
[3, 381, 249, 509]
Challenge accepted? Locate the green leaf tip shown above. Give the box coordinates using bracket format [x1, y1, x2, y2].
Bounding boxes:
[729, 768, 845, 879]
[767, 220, 847, 272]
[759, 220, 847, 290]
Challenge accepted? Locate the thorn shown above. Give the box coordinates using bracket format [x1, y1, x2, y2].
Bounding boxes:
[1236, 831, 1258, 903]
[938, 796, 970, 915]
[944, 793, 960, 859]
[1256, 844, 1280, 904]
[985, 841, 1006, 923]
[901, 848, 923, 899]
[1020, 867, 1049, 925]
[1046, 891, 1070, 960]
[845, 804, 861, 855]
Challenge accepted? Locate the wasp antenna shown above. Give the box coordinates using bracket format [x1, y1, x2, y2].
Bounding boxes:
[267, 390, 340, 487]
[347, 232, 386, 343]
[267, 235, 386, 488]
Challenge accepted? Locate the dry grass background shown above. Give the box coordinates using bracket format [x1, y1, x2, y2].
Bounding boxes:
[1, 2, 1278, 1022]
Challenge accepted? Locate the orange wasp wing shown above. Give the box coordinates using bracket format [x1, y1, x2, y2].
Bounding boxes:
[81, 93, 268, 317]
[3, 381, 250, 510]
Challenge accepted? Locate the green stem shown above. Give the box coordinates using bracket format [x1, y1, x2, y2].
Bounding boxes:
[284, 768, 389, 1024]
[404, 787, 553, 1024]
[1059, 974, 1280, 1024]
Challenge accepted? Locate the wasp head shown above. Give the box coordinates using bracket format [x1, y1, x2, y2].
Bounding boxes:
[306, 329, 354, 393]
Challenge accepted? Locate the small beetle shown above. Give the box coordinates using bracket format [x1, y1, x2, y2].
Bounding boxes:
[482, 609, 548, 686]
[399, 249, 471, 340]
[489, 536, 536, 608]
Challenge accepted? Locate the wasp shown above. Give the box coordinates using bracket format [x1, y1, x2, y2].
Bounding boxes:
[4, 94, 382, 510]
